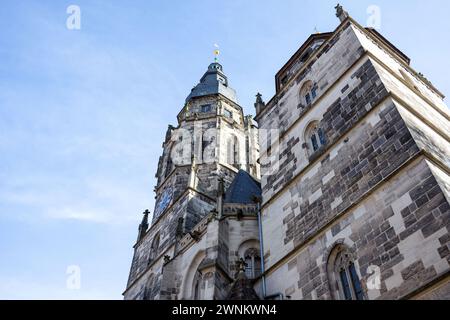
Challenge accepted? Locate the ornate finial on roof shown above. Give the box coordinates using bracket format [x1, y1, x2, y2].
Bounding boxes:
[255, 93, 264, 104]
[335, 4, 349, 22]
[254, 92, 266, 114]
[213, 44, 220, 63]
[137, 209, 150, 241]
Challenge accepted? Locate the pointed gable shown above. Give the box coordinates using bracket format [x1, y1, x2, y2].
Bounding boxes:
[224, 170, 261, 204]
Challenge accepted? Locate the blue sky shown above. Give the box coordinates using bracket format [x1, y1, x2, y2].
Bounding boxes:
[0, 0, 449, 300]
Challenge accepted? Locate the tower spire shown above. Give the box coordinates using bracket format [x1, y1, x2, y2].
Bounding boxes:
[137, 209, 150, 241]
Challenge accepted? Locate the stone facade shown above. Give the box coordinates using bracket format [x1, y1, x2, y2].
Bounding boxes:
[254, 13, 450, 300]
[124, 62, 262, 300]
[124, 8, 450, 301]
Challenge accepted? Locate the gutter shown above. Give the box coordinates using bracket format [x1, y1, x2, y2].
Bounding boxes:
[255, 199, 267, 298]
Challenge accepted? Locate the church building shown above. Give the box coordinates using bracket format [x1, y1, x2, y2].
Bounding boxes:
[124, 6, 450, 300]
[123, 53, 262, 300]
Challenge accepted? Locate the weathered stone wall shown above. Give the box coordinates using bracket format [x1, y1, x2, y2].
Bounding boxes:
[125, 189, 215, 295]
[260, 157, 449, 300]
[261, 57, 389, 202]
[351, 24, 447, 112]
[255, 19, 450, 300]
[395, 102, 450, 169]
[415, 280, 450, 300]
[262, 96, 418, 268]
[257, 23, 364, 136]
[428, 161, 450, 203]
[155, 214, 259, 300]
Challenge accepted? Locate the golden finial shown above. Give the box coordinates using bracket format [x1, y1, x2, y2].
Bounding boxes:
[213, 44, 220, 62]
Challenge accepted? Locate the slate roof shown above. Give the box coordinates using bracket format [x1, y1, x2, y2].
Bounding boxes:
[224, 170, 261, 204]
[185, 62, 238, 103]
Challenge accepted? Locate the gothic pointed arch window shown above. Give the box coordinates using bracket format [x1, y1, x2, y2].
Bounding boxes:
[305, 121, 326, 154]
[202, 133, 216, 164]
[148, 233, 160, 265]
[192, 270, 204, 300]
[164, 148, 174, 178]
[327, 244, 364, 300]
[243, 248, 261, 279]
[227, 135, 240, 169]
[142, 274, 155, 300]
[300, 80, 317, 106]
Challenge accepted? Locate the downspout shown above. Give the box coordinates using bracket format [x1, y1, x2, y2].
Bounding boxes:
[254, 197, 267, 298]
[255, 196, 284, 300]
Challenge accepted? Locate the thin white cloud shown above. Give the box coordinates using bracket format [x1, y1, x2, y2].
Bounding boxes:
[0, 177, 152, 225]
[0, 276, 120, 300]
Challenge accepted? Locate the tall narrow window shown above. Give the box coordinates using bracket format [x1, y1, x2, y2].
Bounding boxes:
[327, 244, 365, 300]
[227, 135, 240, 169]
[349, 263, 365, 300]
[339, 268, 353, 300]
[148, 234, 160, 265]
[165, 156, 173, 178]
[243, 248, 261, 279]
[305, 121, 326, 154]
[224, 109, 233, 119]
[305, 93, 311, 105]
[300, 80, 318, 106]
[201, 104, 212, 113]
[142, 274, 155, 300]
[192, 270, 204, 300]
[311, 86, 317, 99]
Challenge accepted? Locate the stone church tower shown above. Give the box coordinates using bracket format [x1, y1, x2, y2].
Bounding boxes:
[254, 6, 450, 300]
[125, 6, 450, 301]
[123, 61, 262, 300]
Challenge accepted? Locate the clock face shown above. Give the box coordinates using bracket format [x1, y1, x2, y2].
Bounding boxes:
[154, 187, 173, 219]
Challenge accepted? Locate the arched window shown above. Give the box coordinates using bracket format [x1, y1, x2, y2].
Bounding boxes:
[142, 274, 156, 300]
[327, 244, 364, 300]
[202, 133, 216, 164]
[148, 234, 160, 265]
[192, 270, 205, 300]
[227, 135, 240, 169]
[300, 80, 317, 106]
[243, 248, 261, 279]
[305, 121, 326, 153]
[164, 147, 173, 178]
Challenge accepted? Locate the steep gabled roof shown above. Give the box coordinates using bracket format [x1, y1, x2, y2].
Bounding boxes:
[224, 170, 261, 204]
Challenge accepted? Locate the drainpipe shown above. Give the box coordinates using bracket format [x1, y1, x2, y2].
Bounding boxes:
[253, 196, 267, 298]
[254, 195, 284, 301]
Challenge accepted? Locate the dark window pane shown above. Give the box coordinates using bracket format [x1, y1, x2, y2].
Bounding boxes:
[305, 93, 311, 105]
[340, 269, 353, 300]
[311, 135, 319, 151]
[244, 262, 253, 279]
[311, 87, 317, 99]
[165, 158, 173, 178]
[194, 281, 199, 299]
[201, 104, 212, 113]
[349, 263, 364, 300]
[318, 128, 326, 145]
[254, 258, 261, 277]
